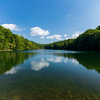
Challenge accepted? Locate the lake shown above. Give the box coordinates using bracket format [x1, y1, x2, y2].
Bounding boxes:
[0, 49, 100, 100]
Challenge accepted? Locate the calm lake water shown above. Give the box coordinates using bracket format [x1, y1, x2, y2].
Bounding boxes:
[0, 49, 100, 100]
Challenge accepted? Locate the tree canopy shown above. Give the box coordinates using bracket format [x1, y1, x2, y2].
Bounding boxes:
[0, 26, 44, 51]
[45, 26, 100, 51]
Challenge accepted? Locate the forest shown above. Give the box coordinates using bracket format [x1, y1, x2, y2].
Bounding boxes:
[0, 26, 44, 51]
[45, 26, 100, 51]
[0, 25, 100, 51]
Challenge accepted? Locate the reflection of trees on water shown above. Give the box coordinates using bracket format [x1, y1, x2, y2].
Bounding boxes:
[55, 52, 100, 73]
[0, 51, 100, 75]
[0, 52, 36, 75]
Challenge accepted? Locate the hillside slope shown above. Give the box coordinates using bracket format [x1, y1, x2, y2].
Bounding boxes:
[0, 26, 44, 51]
[45, 26, 100, 51]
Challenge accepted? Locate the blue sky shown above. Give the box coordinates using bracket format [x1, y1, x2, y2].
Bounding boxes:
[0, 0, 100, 44]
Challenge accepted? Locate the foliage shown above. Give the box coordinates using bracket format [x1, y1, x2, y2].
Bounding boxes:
[0, 26, 44, 51]
[45, 25, 100, 51]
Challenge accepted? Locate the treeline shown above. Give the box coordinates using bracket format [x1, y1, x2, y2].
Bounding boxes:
[45, 26, 100, 51]
[1, 25, 100, 51]
[0, 26, 44, 51]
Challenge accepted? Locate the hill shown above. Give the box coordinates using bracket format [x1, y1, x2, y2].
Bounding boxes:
[45, 26, 100, 51]
[0, 26, 44, 51]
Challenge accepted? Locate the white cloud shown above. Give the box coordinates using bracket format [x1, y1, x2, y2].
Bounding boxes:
[5, 67, 22, 74]
[51, 41, 53, 43]
[31, 61, 49, 71]
[40, 36, 44, 39]
[47, 35, 63, 40]
[65, 37, 69, 40]
[47, 36, 54, 39]
[64, 34, 67, 37]
[71, 31, 83, 38]
[30, 27, 49, 36]
[1, 24, 22, 31]
[64, 31, 83, 40]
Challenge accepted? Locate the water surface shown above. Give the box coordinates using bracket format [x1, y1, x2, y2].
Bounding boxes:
[0, 50, 100, 100]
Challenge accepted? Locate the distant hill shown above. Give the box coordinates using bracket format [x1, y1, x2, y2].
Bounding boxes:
[0, 26, 44, 51]
[45, 26, 100, 51]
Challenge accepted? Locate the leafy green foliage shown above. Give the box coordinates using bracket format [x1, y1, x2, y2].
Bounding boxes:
[45, 26, 100, 51]
[0, 26, 44, 51]
[45, 39, 76, 50]
[96, 25, 100, 30]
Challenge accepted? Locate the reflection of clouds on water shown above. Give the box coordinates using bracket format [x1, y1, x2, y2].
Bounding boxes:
[41, 58, 44, 61]
[5, 67, 22, 74]
[64, 58, 68, 63]
[47, 57, 68, 63]
[72, 59, 79, 65]
[31, 61, 49, 71]
[47, 57, 63, 63]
